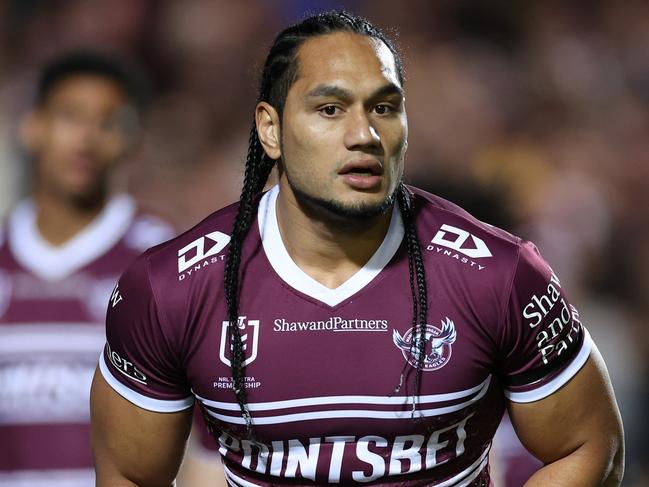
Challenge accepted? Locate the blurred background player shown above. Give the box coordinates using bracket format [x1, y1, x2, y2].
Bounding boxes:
[0, 51, 174, 487]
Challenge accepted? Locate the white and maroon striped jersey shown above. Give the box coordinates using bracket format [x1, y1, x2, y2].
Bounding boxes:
[0, 195, 174, 487]
[101, 185, 592, 486]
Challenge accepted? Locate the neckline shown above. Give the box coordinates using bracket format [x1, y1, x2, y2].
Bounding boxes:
[257, 185, 404, 307]
[8, 195, 136, 281]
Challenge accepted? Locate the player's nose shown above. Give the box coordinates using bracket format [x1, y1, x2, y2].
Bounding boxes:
[343, 108, 381, 151]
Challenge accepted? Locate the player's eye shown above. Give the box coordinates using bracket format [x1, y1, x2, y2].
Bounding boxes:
[373, 104, 392, 115]
[319, 105, 340, 117]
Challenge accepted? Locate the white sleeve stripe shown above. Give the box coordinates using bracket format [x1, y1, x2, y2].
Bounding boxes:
[223, 465, 263, 487]
[504, 328, 593, 403]
[99, 352, 194, 412]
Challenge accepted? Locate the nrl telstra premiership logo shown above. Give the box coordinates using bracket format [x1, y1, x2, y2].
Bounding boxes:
[393, 317, 457, 371]
[219, 316, 260, 367]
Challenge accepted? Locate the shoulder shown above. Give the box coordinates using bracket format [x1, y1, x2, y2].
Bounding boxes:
[137, 200, 240, 289]
[113, 201, 241, 339]
[0, 199, 32, 262]
[104, 194, 175, 253]
[408, 185, 523, 276]
[123, 213, 175, 253]
[1, 198, 30, 245]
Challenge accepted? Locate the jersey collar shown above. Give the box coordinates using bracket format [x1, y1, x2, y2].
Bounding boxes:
[257, 185, 404, 307]
[8, 195, 136, 281]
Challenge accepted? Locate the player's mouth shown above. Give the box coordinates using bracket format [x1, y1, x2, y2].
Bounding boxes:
[338, 159, 383, 190]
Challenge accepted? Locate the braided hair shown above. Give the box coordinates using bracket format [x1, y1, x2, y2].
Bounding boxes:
[224, 11, 428, 431]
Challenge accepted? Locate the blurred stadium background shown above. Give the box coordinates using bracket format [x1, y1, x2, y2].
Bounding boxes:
[0, 0, 647, 484]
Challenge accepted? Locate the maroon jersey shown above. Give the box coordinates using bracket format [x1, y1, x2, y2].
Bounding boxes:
[101, 186, 592, 486]
[0, 195, 174, 487]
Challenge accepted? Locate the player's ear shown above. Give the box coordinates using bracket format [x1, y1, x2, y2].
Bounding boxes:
[19, 111, 43, 153]
[256, 102, 281, 160]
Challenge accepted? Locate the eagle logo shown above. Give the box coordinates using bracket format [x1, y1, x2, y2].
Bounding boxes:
[393, 317, 457, 371]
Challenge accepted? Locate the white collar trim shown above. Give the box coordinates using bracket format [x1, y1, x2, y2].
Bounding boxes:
[257, 185, 404, 307]
[8, 195, 136, 281]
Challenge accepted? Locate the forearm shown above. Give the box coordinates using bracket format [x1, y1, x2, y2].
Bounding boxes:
[523, 442, 624, 487]
[96, 479, 175, 487]
[95, 461, 179, 487]
[95, 475, 147, 487]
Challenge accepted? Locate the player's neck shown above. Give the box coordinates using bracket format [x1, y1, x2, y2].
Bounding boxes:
[275, 186, 393, 290]
[32, 189, 107, 247]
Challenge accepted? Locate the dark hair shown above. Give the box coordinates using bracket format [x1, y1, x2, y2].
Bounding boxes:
[37, 50, 148, 111]
[224, 11, 427, 431]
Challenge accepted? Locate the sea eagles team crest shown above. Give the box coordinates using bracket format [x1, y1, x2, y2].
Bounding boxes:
[393, 317, 457, 371]
[219, 316, 260, 367]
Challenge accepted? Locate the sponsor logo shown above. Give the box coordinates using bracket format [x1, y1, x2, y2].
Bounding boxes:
[431, 224, 492, 258]
[273, 316, 389, 333]
[217, 412, 475, 482]
[522, 272, 582, 364]
[177, 231, 230, 281]
[220, 316, 260, 367]
[106, 343, 147, 384]
[213, 375, 262, 390]
[110, 284, 123, 308]
[426, 224, 491, 271]
[393, 317, 457, 371]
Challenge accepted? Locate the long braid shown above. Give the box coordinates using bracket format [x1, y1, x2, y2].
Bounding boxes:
[395, 190, 418, 393]
[396, 184, 429, 412]
[224, 121, 274, 429]
[223, 11, 421, 431]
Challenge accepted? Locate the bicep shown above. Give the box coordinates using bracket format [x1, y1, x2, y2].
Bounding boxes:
[508, 346, 623, 476]
[90, 367, 193, 487]
[177, 436, 228, 487]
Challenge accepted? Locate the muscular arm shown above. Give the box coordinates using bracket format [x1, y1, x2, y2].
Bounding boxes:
[90, 368, 193, 487]
[509, 346, 624, 486]
[177, 435, 228, 487]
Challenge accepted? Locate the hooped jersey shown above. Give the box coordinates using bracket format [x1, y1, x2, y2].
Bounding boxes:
[0, 195, 174, 487]
[101, 185, 592, 486]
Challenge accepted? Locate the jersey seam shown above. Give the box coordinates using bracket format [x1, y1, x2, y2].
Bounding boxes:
[143, 251, 184, 375]
[497, 240, 523, 360]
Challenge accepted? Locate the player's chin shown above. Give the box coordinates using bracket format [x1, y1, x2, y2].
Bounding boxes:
[61, 180, 106, 205]
[333, 193, 395, 219]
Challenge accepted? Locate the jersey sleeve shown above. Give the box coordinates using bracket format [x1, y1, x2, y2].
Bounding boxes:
[498, 241, 593, 403]
[98, 252, 194, 412]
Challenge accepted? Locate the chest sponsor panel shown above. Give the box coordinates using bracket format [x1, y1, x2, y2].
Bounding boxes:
[199, 379, 501, 485]
[197, 309, 491, 398]
[187, 307, 502, 484]
[195, 309, 488, 402]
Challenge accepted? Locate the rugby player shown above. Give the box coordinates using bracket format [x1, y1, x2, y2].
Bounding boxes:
[91, 12, 624, 486]
[0, 51, 173, 486]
